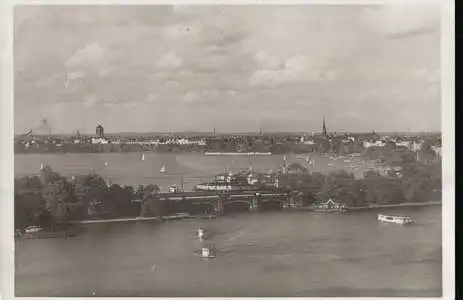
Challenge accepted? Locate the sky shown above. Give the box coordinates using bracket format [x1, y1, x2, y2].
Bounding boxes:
[14, 5, 441, 134]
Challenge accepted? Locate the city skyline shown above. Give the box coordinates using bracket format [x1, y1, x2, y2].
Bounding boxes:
[14, 5, 441, 134]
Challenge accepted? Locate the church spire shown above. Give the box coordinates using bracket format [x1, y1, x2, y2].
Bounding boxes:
[322, 117, 327, 137]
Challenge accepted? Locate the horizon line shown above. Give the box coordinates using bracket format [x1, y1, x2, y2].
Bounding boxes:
[14, 130, 442, 136]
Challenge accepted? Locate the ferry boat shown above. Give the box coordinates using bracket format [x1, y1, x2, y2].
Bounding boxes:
[377, 214, 413, 225]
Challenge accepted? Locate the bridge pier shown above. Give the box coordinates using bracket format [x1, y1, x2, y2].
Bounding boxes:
[249, 194, 260, 211]
[213, 198, 224, 214]
[283, 192, 302, 209]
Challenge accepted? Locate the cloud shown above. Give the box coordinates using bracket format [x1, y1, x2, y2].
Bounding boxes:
[66, 43, 106, 70]
[83, 95, 100, 107]
[14, 5, 441, 133]
[360, 5, 439, 38]
[157, 51, 183, 69]
[249, 55, 337, 87]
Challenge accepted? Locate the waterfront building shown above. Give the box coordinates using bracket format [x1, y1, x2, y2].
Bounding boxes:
[314, 198, 347, 211]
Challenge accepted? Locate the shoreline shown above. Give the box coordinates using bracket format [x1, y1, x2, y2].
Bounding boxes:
[68, 202, 441, 224]
[346, 201, 441, 211]
[68, 213, 191, 224]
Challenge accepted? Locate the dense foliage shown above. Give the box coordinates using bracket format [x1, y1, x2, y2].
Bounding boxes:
[276, 160, 441, 207]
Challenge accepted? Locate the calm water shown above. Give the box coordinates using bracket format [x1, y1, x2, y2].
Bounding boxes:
[15, 153, 442, 297]
[15, 153, 374, 191]
[16, 207, 441, 297]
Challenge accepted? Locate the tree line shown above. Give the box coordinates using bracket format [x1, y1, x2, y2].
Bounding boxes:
[15, 158, 441, 231]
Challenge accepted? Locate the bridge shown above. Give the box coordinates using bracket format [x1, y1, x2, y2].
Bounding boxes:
[155, 189, 304, 214]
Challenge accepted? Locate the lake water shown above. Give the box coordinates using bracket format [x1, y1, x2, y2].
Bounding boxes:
[14, 153, 442, 297]
[15, 207, 441, 297]
[15, 153, 376, 191]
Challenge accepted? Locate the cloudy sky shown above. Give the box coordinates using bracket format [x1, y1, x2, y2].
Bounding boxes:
[14, 5, 440, 134]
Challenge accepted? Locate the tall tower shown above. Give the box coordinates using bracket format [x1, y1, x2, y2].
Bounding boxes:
[96, 125, 104, 138]
[322, 117, 327, 137]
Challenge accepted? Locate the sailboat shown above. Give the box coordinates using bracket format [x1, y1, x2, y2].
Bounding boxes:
[141, 154, 145, 161]
[104, 161, 108, 167]
[160, 165, 166, 173]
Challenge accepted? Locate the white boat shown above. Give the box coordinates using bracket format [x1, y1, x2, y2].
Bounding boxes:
[24, 225, 43, 233]
[377, 214, 413, 225]
[160, 165, 166, 173]
[195, 246, 216, 259]
[141, 154, 145, 161]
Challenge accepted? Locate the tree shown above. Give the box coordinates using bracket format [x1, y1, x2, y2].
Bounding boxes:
[105, 184, 138, 218]
[363, 177, 405, 205]
[320, 170, 356, 201]
[42, 178, 75, 223]
[15, 191, 45, 230]
[39, 165, 63, 185]
[15, 176, 43, 191]
[139, 184, 162, 217]
[73, 174, 108, 218]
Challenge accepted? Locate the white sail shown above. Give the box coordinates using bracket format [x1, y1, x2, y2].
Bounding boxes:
[104, 161, 108, 166]
[141, 154, 145, 161]
[160, 165, 166, 173]
[40, 162, 44, 170]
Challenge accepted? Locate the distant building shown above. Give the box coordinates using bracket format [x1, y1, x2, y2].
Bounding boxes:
[96, 125, 104, 138]
[91, 137, 109, 144]
[322, 117, 328, 138]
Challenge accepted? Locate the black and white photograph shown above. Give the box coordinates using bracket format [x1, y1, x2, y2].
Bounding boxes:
[3, 2, 454, 298]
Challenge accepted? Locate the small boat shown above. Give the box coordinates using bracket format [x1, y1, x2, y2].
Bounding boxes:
[24, 225, 43, 234]
[141, 154, 145, 161]
[160, 165, 166, 173]
[197, 228, 205, 239]
[104, 161, 108, 166]
[195, 245, 216, 259]
[378, 214, 413, 225]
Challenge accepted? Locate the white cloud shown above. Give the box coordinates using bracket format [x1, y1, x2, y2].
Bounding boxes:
[83, 95, 99, 107]
[360, 5, 439, 37]
[157, 51, 183, 69]
[66, 43, 106, 70]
